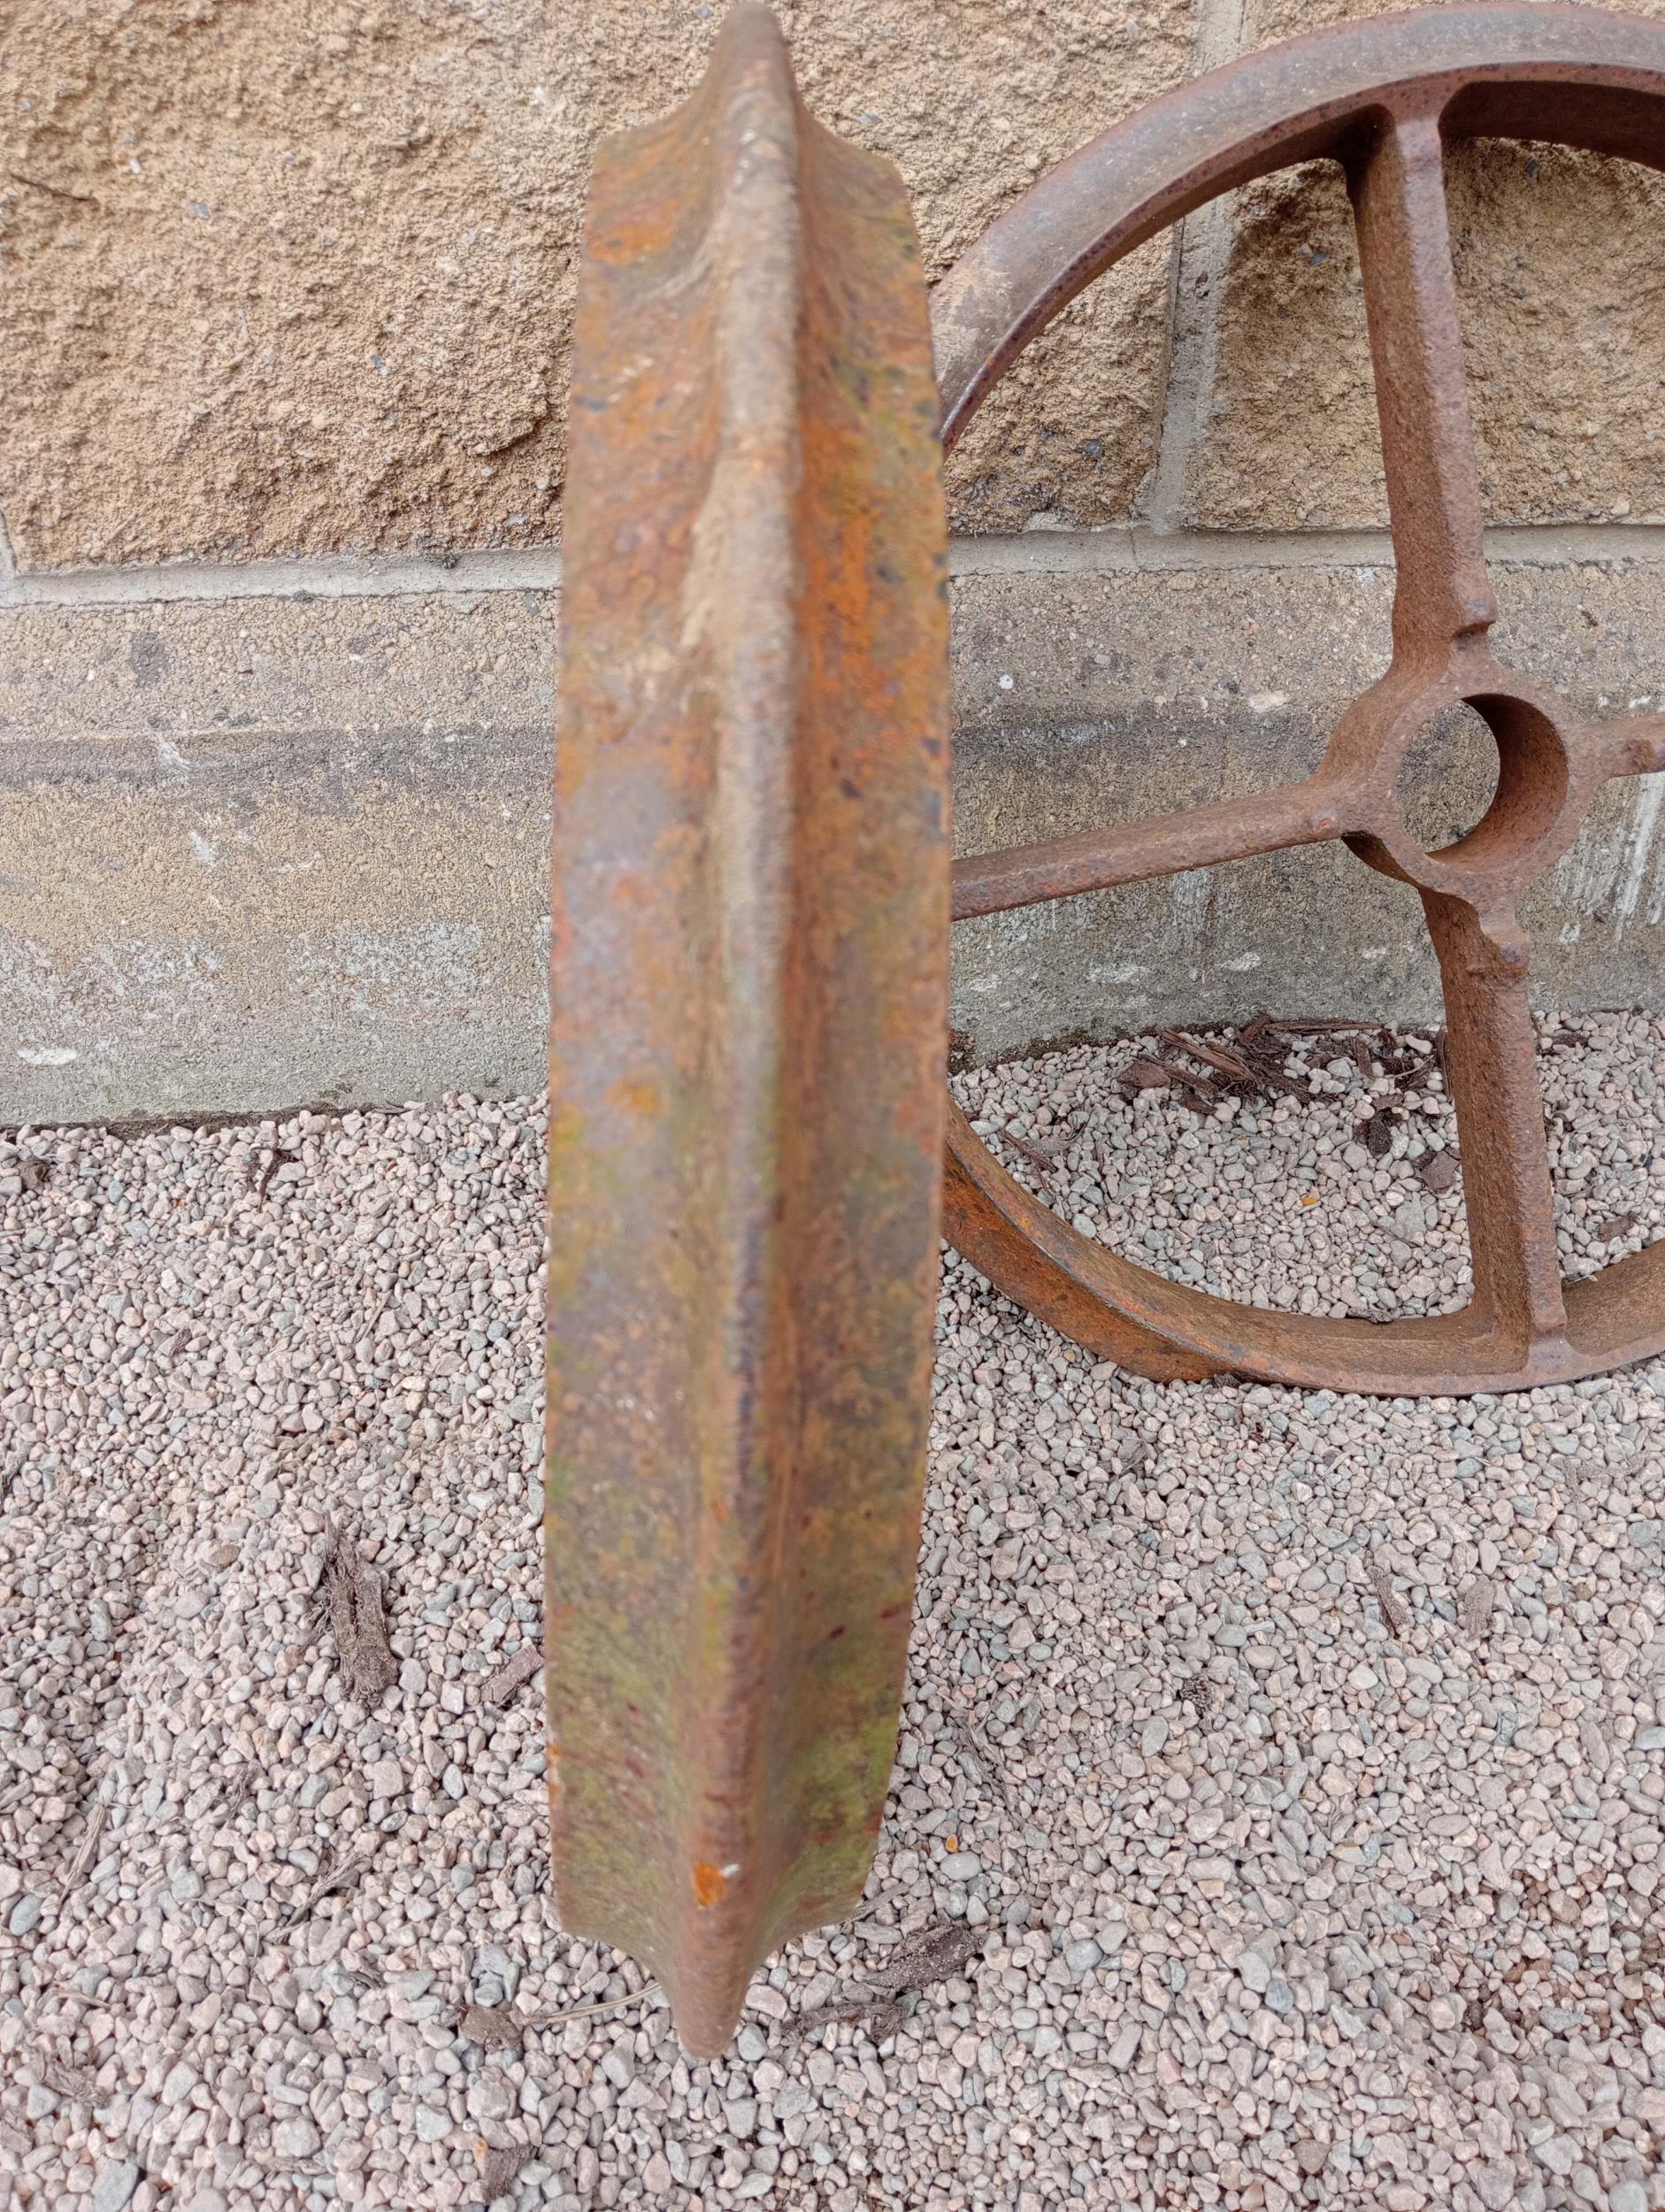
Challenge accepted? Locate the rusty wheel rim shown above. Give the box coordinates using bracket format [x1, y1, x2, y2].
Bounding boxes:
[934, 2, 1665, 1395]
[548, 9, 949, 2054]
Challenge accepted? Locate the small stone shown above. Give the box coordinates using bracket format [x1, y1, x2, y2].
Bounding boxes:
[642, 2152, 673, 2194]
[160, 2060, 199, 2108]
[1236, 1949, 1272, 1994]
[272, 2116, 319, 2159]
[1607, 2184, 1647, 2212]
[413, 2107, 450, 2143]
[367, 1758, 404, 1796]
[8, 1893, 42, 1935]
[1534, 2136, 1577, 2178]
[468, 2072, 515, 2121]
[1064, 1939, 1102, 1977]
[90, 2163, 140, 2212]
[1477, 1842, 1508, 1888]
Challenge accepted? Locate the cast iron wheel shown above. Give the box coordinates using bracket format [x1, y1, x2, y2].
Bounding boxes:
[933, 1, 1665, 1395]
[548, 8, 950, 2056]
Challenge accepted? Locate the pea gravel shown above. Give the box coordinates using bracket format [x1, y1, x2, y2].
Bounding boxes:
[3, 1010, 1664, 2212]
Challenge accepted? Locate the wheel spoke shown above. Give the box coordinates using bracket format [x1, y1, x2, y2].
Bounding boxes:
[1348, 109, 1498, 656]
[1597, 711, 1665, 781]
[1421, 893, 1568, 1349]
[952, 776, 1348, 920]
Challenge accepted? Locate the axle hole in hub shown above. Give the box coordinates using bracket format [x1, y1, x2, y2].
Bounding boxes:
[1394, 700, 1500, 852]
[1393, 692, 1569, 871]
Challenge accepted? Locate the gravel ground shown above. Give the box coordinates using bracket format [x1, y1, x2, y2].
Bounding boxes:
[3, 1010, 1664, 2212]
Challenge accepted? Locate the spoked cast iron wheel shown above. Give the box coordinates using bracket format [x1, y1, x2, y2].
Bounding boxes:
[549, 4, 1665, 2052]
[936, 0, 1665, 1396]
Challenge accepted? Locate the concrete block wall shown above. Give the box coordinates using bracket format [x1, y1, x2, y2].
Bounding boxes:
[3, 0, 1663, 1122]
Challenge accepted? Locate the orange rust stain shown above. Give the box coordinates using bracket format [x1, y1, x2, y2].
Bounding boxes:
[693, 1861, 727, 1909]
[608, 1076, 662, 1121]
[709, 1495, 730, 1525]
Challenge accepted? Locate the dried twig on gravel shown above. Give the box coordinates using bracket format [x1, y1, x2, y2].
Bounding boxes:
[1254, 1016, 1379, 1037]
[998, 1128, 1065, 1172]
[1162, 1029, 1302, 1097]
[792, 1992, 909, 2040]
[1159, 1029, 1247, 1079]
[530, 1985, 659, 2032]
[65, 1798, 108, 1887]
[887, 1918, 986, 1989]
[1366, 1554, 1408, 1640]
[1432, 1025, 1452, 1092]
[479, 2143, 534, 2195]
[249, 1146, 298, 1202]
[481, 1641, 543, 1708]
[942, 1701, 1017, 1817]
[280, 1843, 377, 1932]
[37, 2058, 99, 2105]
[1110, 1050, 1216, 1110]
[320, 1525, 397, 1701]
[788, 1917, 985, 2041]
[1459, 1576, 1496, 1636]
[456, 2002, 526, 2050]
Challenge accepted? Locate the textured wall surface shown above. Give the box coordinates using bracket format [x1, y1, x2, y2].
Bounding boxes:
[0, 0, 1195, 565]
[5, 541, 1663, 1123]
[5, 0, 1663, 568]
[1193, 0, 1665, 526]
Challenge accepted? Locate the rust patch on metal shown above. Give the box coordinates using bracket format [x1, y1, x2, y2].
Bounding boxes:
[935, 2, 1665, 1396]
[692, 1863, 728, 1910]
[547, 6, 949, 2056]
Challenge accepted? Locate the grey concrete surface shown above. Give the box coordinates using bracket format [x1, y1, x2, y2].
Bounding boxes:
[3, 531, 1663, 1125]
